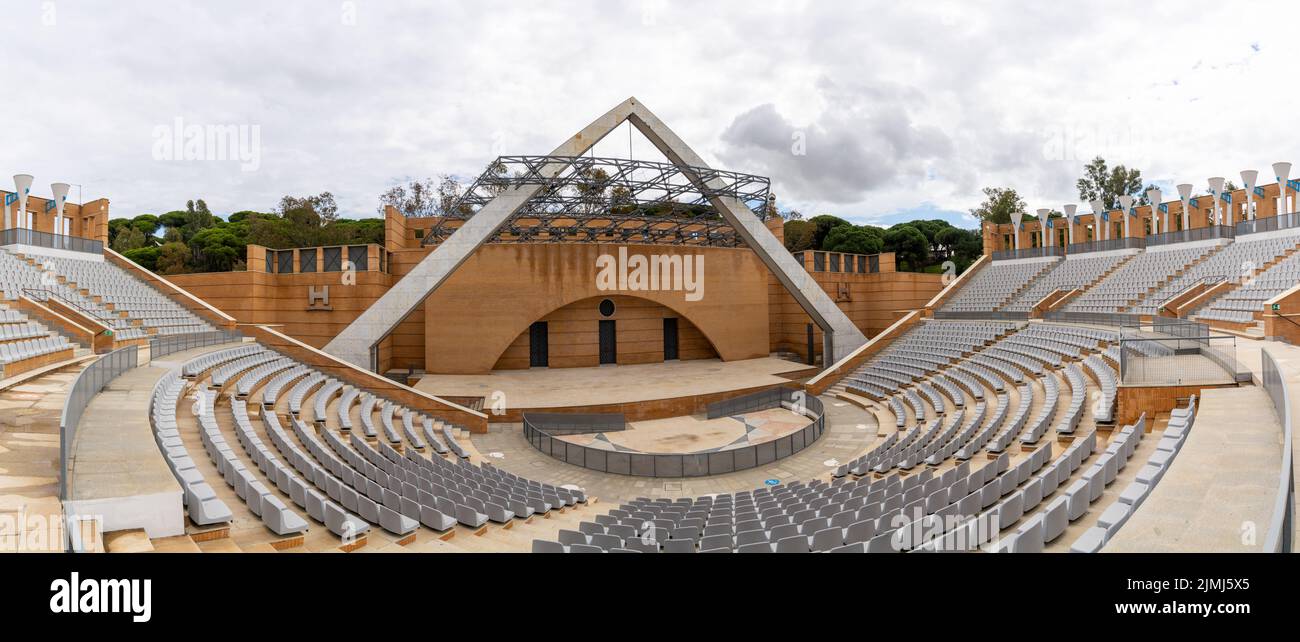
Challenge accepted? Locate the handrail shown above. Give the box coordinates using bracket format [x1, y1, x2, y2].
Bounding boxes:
[1157, 275, 1227, 310]
[1261, 349, 1294, 553]
[22, 288, 116, 331]
[16, 294, 97, 336]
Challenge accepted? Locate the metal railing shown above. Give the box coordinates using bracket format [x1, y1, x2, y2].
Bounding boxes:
[1043, 311, 1142, 326]
[1150, 317, 1210, 343]
[0, 228, 103, 254]
[149, 330, 243, 359]
[1261, 349, 1294, 553]
[1066, 237, 1145, 255]
[1237, 212, 1300, 237]
[521, 412, 627, 435]
[931, 310, 1030, 321]
[991, 246, 1062, 262]
[1118, 331, 1244, 385]
[1154, 276, 1226, 314]
[522, 387, 824, 478]
[22, 288, 114, 328]
[60, 346, 139, 501]
[1144, 225, 1234, 248]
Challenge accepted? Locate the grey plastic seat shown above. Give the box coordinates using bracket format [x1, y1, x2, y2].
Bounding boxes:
[183, 482, 233, 526]
[260, 495, 310, 536]
[1041, 496, 1068, 543]
[1117, 481, 1150, 508]
[1063, 479, 1090, 521]
[1097, 501, 1132, 532]
[662, 538, 696, 553]
[736, 542, 772, 553]
[532, 539, 565, 553]
[1069, 526, 1108, 553]
[866, 530, 898, 553]
[810, 527, 843, 552]
[774, 536, 809, 553]
[323, 501, 369, 539]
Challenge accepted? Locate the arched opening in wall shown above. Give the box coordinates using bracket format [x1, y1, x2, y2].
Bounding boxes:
[493, 294, 720, 370]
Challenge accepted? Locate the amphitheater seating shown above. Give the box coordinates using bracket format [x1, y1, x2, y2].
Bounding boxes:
[1065, 245, 1212, 314]
[162, 342, 585, 544]
[1068, 405, 1194, 553]
[1195, 236, 1300, 323]
[148, 374, 233, 526]
[1136, 234, 1300, 316]
[533, 429, 1110, 553]
[941, 260, 1055, 312]
[1001, 253, 1129, 312]
[0, 248, 214, 339]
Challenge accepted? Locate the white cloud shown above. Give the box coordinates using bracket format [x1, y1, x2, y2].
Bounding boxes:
[1, 0, 1296, 227]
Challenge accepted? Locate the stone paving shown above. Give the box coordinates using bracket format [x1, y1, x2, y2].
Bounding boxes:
[0, 364, 85, 552]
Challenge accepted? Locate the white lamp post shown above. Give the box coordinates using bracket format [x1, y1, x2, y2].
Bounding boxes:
[1177, 183, 1193, 231]
[1208, 177, 1225, 225]
[51, 183, 70, 241]
[1065, 204, 1078, 246]
[1147, 187, 1163, 235]
[1090, 200, 1106, 241]
[1119, 194, 1134, 238]
[1273, 162, 1292, 217]
[1037, 208, 1050, 249]
[1241, 170, 1258, 222]
[13, 174, 33, 231]
[1010, 210, 1023, 252]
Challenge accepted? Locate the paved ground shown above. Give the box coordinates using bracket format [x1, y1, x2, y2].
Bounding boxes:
[1106, 385, 1282, 552]
[67, 342, 247, 503]
[0, 363, 85, 552]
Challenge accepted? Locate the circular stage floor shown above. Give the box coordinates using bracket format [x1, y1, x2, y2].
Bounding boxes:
[553, 407, 811, 455]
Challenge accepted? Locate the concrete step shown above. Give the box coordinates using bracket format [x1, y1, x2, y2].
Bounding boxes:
[104, 529, 155, 553]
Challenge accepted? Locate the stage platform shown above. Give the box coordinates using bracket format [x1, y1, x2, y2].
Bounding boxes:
[414, 357, 816, 420]
[555, 408, 812, 455]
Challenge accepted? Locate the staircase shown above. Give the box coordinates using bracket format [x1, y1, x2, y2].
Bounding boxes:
[992, 261, 1058, 311]
[1185, 242, 1300, 320]
[1121, 245, 1222, 312]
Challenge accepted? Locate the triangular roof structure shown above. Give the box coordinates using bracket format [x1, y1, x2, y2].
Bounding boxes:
[324, 97, 866, 370]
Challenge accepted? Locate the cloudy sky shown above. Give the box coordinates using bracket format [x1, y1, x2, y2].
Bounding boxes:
[2, 0, 1296, 228]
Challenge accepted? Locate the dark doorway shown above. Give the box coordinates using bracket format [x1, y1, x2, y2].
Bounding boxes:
[663, 317, 679, 361]
[529, 322, 549, 368]
[599, 320, 617, 365]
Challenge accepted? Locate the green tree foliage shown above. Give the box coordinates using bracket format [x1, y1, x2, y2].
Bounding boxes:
[883, 224, 931, 271]
[131, 214, 160, 239]
[122, 247, 160, 272]
[806, 215, 851, 250]
[1077, 157, 1146, 209]
[783, 219, 814, 252]
[969, 187, 1027, 224]
[156, 242, 191, 275]
[116, 194, 384, 274]
[111, 226, 147, 252]
[823, 225, 883, 255]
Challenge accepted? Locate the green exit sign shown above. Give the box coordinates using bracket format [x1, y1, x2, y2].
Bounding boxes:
[1272, 304, 1281, 312]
